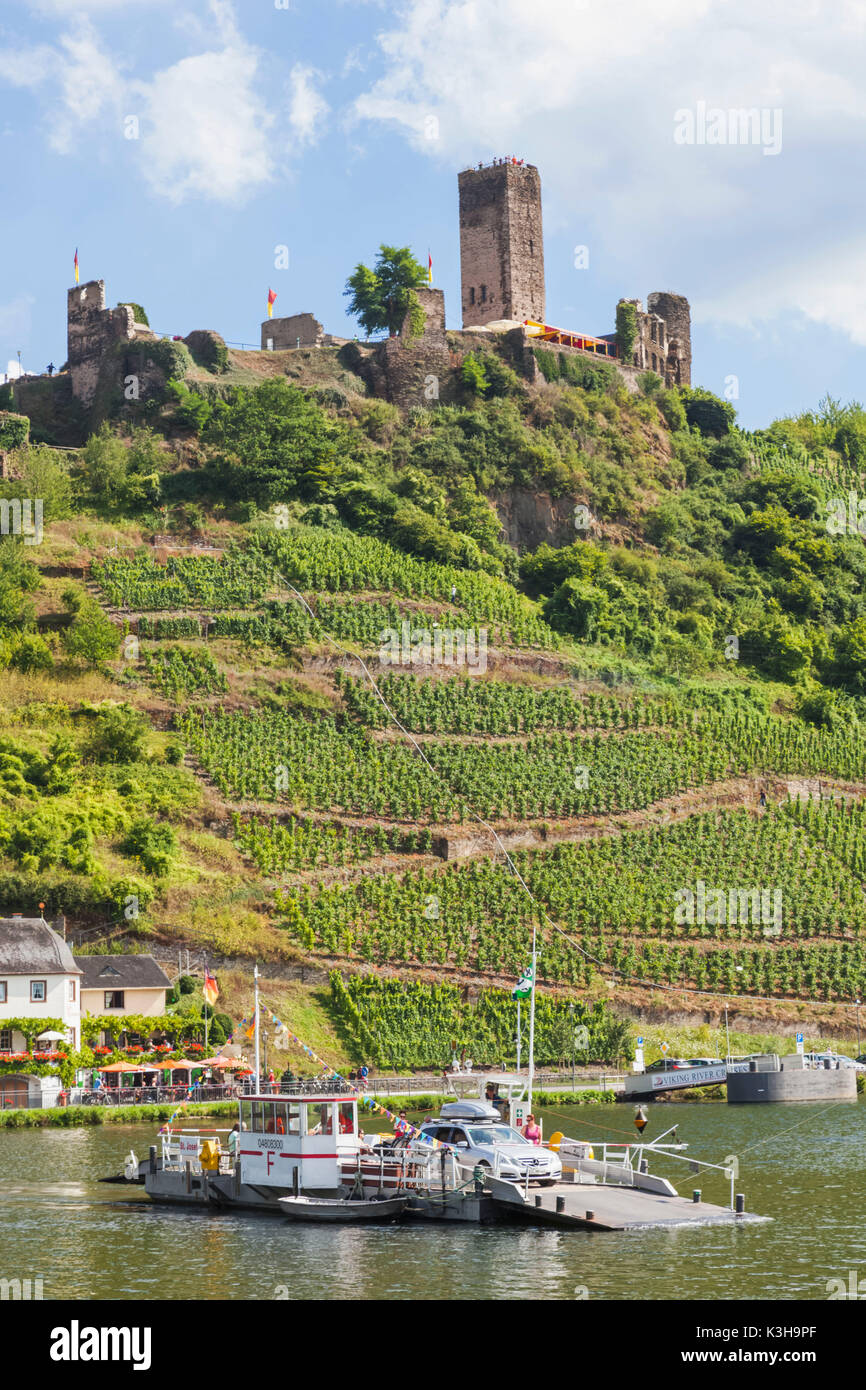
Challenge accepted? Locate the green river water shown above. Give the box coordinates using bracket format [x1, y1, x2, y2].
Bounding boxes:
[1, 1099, 862, 1301]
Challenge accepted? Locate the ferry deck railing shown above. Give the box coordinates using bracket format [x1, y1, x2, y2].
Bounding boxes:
[556, 1125, 740, 1209]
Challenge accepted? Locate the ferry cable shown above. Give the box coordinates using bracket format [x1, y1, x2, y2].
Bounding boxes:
[274, 573, 856, 1014]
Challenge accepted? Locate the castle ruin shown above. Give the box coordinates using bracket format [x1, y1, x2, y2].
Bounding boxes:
[40, 158, 690, 425]
[458, 160, 546, 327]
[67, 280, 154, 409]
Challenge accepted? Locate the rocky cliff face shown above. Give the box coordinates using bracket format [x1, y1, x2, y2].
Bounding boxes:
[491, 487, 590, 551]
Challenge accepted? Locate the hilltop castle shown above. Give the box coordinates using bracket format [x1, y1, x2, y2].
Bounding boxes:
[9, 159, 690, 430]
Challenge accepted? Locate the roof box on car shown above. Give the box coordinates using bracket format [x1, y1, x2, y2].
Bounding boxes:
[440, 1101, 501, 1121]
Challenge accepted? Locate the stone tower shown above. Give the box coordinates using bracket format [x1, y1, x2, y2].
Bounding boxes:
[66, 280, 135, 407]
[646, 291, 691, 388]
[458, 161, 545, 327]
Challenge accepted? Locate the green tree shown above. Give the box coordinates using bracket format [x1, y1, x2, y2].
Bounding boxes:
[61, 589, 121, 666]
[85, 705, 148, 764]
[205, 380, 350, 506]
[461, 352, 489, 397]
[680, 387, 736, 437]
[344, 245, 428, 338]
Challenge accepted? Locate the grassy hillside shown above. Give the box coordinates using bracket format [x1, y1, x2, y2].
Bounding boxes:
[3, 346, 866, 1070]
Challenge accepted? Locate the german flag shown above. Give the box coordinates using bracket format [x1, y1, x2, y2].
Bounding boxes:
[428, 251, 433, 286]
[267, 287, 277, 319]
[74, 248, 79, 285]
[203, 969, 219, 1006]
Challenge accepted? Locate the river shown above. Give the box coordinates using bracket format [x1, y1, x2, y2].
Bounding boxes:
[1, 1098, 862, 1301]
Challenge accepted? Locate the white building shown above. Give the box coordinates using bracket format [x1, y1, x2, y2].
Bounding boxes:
[0, 916, 82, 1106]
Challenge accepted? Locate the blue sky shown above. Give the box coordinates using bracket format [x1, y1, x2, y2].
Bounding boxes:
[1, 0, 865, 427]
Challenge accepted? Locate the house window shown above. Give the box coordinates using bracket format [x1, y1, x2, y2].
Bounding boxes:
[30, 980, 46, 1002]
[0, 981, 6, 1004]
[68, 980, 76, 1003]
[469, 287, 475, 305]
[0, 1028, 11, 1052]
[105, 990, 125, 1009]
[480, 285, 487, 303]
[529, 239, 534, 255]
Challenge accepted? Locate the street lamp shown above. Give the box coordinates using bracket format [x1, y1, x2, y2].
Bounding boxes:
[856, 999, 861, 1054]
[569, 1002, 575, 1092]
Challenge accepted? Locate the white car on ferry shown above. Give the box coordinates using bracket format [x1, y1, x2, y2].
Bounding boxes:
[417, 1102, 562, 1184]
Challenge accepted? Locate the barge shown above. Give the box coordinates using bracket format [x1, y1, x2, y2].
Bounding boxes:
[115, 1080, 762, 1231]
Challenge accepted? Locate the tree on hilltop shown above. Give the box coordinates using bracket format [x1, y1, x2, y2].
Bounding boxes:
[344, 245, 428, 339]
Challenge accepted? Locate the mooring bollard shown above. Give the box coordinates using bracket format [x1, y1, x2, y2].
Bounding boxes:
[639, 1158, 649, 1174]
[556, 1195, 565, 1213]
[585, 1210, 594, 1222]
[693, 1189, 701, 1204]
[735, 1193, 746, 1214]
[535, 1195, 542, 1207]
[149, 1145, 156, 1175]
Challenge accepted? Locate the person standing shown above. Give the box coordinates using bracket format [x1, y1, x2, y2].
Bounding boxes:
[523, 1114, 541, 1145]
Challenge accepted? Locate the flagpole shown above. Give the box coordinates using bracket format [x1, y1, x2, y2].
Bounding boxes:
[516, 998, 521, 1073]
[253, 964, 261, 1091]
[527, 920, 537, 1113]
[204, 956, 209, 1058]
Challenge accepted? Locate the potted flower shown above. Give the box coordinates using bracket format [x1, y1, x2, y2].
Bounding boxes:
[187, 1042, 204, 1053]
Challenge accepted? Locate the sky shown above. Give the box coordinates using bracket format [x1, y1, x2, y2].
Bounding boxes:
[1, 0, 865, 426]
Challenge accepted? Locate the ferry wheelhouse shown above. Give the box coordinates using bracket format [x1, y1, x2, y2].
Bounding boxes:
[147, 1085, 367, 1208]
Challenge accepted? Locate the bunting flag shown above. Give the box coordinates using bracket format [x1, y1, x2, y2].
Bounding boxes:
[74, 248, 79, 285]
[267, 287, 277, 318]
[512, 963, 533, 1000]
[203, 969, 219, 1006]
[427, 250, 433, 286]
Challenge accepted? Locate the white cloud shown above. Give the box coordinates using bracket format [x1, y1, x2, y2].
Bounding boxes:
[0, 1, 286, 204]
[286, 63, 328, 146]
[352, 0, 866, 343]
[136, 42, 274, 203]
[697, 239, 866, 348]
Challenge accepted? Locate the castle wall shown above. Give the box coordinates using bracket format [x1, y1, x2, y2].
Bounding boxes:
[616, 294, 692, 387]
[647, 292, 691, 387]
[458, 162, 545, 327]
[366, 288, 451, 408]
[261, 313, 325, 351]
[67, 281, 135, 408]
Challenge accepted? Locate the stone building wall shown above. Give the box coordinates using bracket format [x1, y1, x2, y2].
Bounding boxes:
[458, 161, 545, 327]
[647, 291, 691, 387]
[261, 313, 326, 351]
[67, 280, 136, 407]
[616, 294, 692, 387]
[365, 287, 451, 408]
